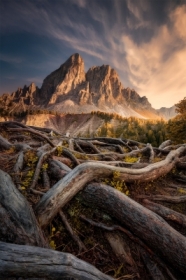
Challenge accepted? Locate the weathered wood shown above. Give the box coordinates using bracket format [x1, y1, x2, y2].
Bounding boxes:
[147, 143, 154, 163]
[13, 150, 24, 189]
[105, 232, 137, 269]
[77, 139, 100, 154]
[7, 127, 55, 147]
[0, 241, 114, 280]
[30, 143, 62, 190]
[62, 147, 80, 166]
[51, 158, 72, 172]
[29, 125, 61, 136]
[159, 140, 172, 149]
[75, 140, 85, 153]
[138, 194, 186, 203]
[0, 169, 46, 247]
[142, 199, 186, 227]
[81, 183, 186, 275]
[0, 134, 12, 150]
[42, 169, 50, 190]
[49, 160, 68, 180]
[36, 146, 186, 228]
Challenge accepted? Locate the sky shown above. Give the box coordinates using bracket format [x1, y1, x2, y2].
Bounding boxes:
[0, 0, 186, 109]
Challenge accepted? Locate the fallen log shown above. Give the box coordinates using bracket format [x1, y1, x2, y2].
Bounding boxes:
[7, 127, 55, 147]
[138, 195, 186, 203]
[35, 146, 186, 228]
[81, 183, 186, 275]
[0, 169, 46, 247]
[142, 199, 186, 228]
[0, 241, 114, 280]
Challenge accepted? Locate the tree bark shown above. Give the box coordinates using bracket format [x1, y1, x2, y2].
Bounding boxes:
[0, 169, 47, 247]
[0, 241, 114, 280]
[81, 183, 186, 275]
[36, 146, 186, 228]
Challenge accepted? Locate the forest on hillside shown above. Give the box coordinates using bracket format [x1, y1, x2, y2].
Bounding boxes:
[0, 97, 185, 279]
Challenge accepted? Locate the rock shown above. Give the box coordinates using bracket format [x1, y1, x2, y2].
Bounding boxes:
[0, 53, 176, 120]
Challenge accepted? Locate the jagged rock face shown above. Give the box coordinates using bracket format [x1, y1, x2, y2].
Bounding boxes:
[86, 65, 125, 107]
[40, 53, 86, 105]
[1, 53, 175, 119]
[0, 83, 39, 113]
[123, 88, 152, 110]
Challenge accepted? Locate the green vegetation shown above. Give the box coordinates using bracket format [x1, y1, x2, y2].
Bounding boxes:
[94, 115, 166, 146]
[166, 97, 186, 144]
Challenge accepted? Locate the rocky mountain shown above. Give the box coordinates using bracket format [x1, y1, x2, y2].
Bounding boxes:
[0, 53, 176, 120]
[157, 106, 177, 120]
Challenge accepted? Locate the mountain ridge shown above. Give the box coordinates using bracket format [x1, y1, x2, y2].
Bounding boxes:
[0, 53, 176, 120]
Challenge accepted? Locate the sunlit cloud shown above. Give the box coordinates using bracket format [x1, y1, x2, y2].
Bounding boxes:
[122, 4, 186, 108]
[0, 0, 185, 108]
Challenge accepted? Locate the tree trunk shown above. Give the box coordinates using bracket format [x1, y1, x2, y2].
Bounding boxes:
[0, 169, 47, 247]
[81, 183, 186, 275]
[0, 241, 114, 280]
[36, 146, 186, 228]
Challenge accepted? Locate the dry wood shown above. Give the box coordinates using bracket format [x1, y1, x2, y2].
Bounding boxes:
[77, 139, 100, 154]
[49, 159, 68, 180]
[0, 169, 46, 247]
[59, 210, 86, 253]
[0, 134, 12, 150]
[13, 150, 24, 189]
[81, 183, 186, 274]
[62, 147, 80, 165]
[105, 232, 139, 277]
[51, 158, 72, 172]
[142, 199, 186, 227]
[30, 143, 62, 190]
[7, 127, 55, 147]
[42, 169, 50, 190]
[147, 143, 154, 163]
[68, 138, 74, 150]
[159, 140, 172, 149]
[36, 146, 186, 228]
[29, 125, 61, 136]
[0, 241, 114, 280]
[138, 194, 186, 203]
[75, 140, 85, 153]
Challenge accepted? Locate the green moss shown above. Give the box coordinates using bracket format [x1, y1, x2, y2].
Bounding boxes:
[124, 156, 139, 163]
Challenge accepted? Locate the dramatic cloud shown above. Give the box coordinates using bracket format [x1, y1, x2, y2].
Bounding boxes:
[0, 0, 185, 108]
[122, 4, 186, 108]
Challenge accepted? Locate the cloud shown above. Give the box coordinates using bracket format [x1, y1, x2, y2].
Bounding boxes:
[122, 4, 186, 108]
[0, 53, 23, 64]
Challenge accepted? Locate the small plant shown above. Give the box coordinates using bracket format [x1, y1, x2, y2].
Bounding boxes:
[42, 163, 48, 171]
[56, 146, 63, 156]
[124, 156, 139, 163]
[104, 171, 130, 195]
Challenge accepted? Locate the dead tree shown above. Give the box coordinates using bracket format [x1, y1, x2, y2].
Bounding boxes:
[0, 120, 186, 279]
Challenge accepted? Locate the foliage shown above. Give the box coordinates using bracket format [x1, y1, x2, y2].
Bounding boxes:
[21, 150, 38, 190]
[166, 97, 186, 144]
[94, 114, 167, 146]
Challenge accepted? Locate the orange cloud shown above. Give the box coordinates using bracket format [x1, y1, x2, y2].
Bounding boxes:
[123, 4, 186, 108]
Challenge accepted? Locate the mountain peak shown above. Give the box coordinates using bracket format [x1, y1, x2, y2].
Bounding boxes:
[62, 53, 84, 67]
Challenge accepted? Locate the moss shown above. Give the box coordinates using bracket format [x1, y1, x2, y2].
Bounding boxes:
[56, 146, 63, 156]
[124, 156, 139, 163]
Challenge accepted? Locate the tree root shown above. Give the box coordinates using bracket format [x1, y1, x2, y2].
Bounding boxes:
[59, 210, 86, 253]
[0, 241, 113, 280]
